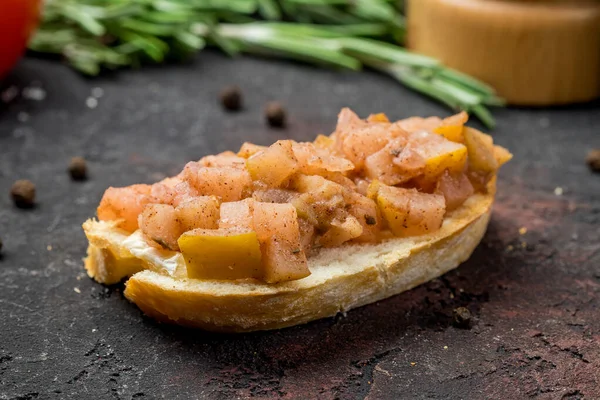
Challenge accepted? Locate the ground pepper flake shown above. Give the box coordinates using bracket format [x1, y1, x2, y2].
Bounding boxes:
[10, 180, 36, 208]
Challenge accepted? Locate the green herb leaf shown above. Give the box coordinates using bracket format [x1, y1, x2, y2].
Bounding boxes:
[29, 0, 502, 128]
[258, 0, 282, 20]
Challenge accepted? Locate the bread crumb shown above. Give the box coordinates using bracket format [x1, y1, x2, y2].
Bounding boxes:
[443, 346, 448, 350]
[410, 362, 416, 366]
[554, 187, 563, 196]
[506, 245, 514, 252]
[521, 241, 527, 249]
[91, 87, 104, 98]
[22, 86, 46, 101]
[74, 287, 81, 294]
[86, 97, 98, 109]
[47, 245, 52, 251]
[518, 227, 527, 235]
[17, 112, 29, 122]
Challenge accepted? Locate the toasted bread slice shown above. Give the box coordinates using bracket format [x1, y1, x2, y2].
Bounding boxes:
[83, 186, 494, 333]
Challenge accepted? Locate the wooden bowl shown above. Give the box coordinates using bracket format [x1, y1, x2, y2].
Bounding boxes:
[407, 0, 600, 105]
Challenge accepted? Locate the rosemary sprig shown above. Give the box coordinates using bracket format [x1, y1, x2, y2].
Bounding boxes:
[29, 0, 502, 128]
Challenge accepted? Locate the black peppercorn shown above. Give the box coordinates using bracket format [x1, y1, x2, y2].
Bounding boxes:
[10, 180, 36, 208]
[265, 102, 286, 128]
[453, 307, 472, 329]
[68, 157, 88, 181]
[586, 149, 600, 172]
[220, 86, 242, 111]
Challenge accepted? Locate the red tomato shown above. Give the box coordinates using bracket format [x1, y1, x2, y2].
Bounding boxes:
[0, 0, 41, 78]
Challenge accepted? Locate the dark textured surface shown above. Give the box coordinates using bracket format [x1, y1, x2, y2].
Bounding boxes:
[0, 53, 599, 400]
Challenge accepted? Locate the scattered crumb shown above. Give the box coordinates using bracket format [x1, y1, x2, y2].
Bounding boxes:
[17, 112, 30, 122]
[91, 87, 104, 98]
[22, 86, 46, 101]
[1, 86, 19, 103]
[74, 287, 81, 294]
[410, 362, 416, 366]
[86, 97, 98, 109]
[521, 241, 527, 249]
[375, 366, 391, 377]
[92, 328, 97, 333]
[47, 245, 52, 251]
[519, 227, 527, 235]
[75, 196, 88, 205]
[554, 187, 563, 196]
[449, 293, 454, 299]
[443, 346, 448, 350]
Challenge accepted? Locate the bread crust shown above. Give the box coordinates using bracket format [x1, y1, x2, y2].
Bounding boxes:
[83, 191, 493, 332]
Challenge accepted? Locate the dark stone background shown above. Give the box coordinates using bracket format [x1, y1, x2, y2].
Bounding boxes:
[0, 53, 598, 400]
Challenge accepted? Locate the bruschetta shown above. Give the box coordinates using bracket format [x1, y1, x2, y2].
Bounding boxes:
[83, 108, 511, 332]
